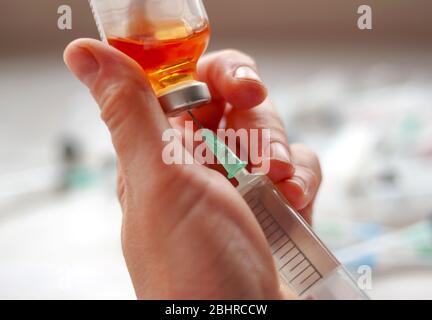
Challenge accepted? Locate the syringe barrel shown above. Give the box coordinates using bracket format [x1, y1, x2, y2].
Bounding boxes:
[237, 173, 369, 300]
[304, 266, 369, 300]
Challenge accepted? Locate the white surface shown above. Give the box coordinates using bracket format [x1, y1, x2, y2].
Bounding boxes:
[370, 270, 432, 300]
[0, 189, 134, 300]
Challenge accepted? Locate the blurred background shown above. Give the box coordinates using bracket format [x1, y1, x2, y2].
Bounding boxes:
[1, 0, 432, 299]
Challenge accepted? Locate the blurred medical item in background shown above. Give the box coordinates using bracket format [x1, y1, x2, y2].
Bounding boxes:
[0, 0, 431, 299]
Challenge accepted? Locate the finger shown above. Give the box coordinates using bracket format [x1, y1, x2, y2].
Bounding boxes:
[298, 203, 314, 226]
[64, 38, 173, 180]
[199, 49, 267, 108]
[276, 144, 322, 213]
[117, 161, 126, 209]
[227, 99, 295, 182]
[174, 49, 268, 130]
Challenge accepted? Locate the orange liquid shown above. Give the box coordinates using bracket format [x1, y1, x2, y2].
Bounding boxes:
[108, 22, 210, 95]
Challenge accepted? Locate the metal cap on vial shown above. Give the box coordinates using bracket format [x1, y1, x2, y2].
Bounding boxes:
[158, 81, 211, 117]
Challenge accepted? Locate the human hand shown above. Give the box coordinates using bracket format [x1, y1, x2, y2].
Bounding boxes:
[64, 39, 321, 299]
[172, 49, 322, 224]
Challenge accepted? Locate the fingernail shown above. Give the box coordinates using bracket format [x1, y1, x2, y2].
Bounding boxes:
[65, 46, 99, 86]
[234, 66, 262, 82]
[291, 176, 308, 195]
[267, 143, 291, 163]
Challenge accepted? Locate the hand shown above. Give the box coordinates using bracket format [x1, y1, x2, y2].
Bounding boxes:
[64, 39, 321, 299]
[172, 49, 321, 224]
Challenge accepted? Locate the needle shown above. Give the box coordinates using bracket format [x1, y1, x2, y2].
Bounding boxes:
[187, 110, 204, 129]
[187, 110, 247, 179]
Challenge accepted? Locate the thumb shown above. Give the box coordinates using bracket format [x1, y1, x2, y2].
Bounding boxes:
[64, 38, 172, 179]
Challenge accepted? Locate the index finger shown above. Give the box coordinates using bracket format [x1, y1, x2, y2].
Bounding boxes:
[198, 49, 268, 109]
[173, 49, 268, 130]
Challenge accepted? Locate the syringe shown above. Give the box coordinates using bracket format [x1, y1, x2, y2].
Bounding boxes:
[235, 170, 369, 299]
[191, 112, 369, 300]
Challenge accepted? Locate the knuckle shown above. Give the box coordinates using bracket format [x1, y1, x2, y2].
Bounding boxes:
[96, 80, 139, 129]
[309, 167, 321, 189]
[291, 143, 322, 182]
[291, 143, 315, 158]
[117, 174, 126, 204]
[299, 166, 320, 195]
[269, 125, 288, 144]
[218, 49, 257, 66]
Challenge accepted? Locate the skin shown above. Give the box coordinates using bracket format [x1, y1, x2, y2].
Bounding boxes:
[64, 39, 322, 300]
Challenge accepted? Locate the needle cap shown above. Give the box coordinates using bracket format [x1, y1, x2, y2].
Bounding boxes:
[201, 129, 248, 179]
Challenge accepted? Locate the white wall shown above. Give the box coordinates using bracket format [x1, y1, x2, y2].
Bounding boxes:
[1, 0, 431, 55]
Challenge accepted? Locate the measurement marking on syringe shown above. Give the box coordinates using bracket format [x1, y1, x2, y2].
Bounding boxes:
[255, 210, 270, 223]
[244, 194, 256, 203]
[256, 214, 268, 225]
[269, 234, 285, 247]
[263, 221, 277, 233]
[251, 206, 263, 215]
[250, 202, 262, 212]
[266, 226, 282, 239]
[260, 215, 272, 225]
[255, 210, 267, 220]
[256, 209, 268, 219]
[272, 239, 291, 255]
[266, 227, 280, 239]
[275, 241, 294, 257]
[279, 252, 301, 271]
[257, 214, 270, 224]
[245, 191, 324, 297]
[299, 280, 319, 297]
[245, 196, 259, 208]
[259, 215, 270, 225]
[261, 219, 274, 230]
[299, 268, 316, 285]
[289, 265, 309, 282]
[246, 194, 258, 203]
[298, 267, 315, 283]
[279, 246, 296, 260]
[267, 229, 281, 241]
[286, 252, 301, 264]
[290, 258, 306, 272]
